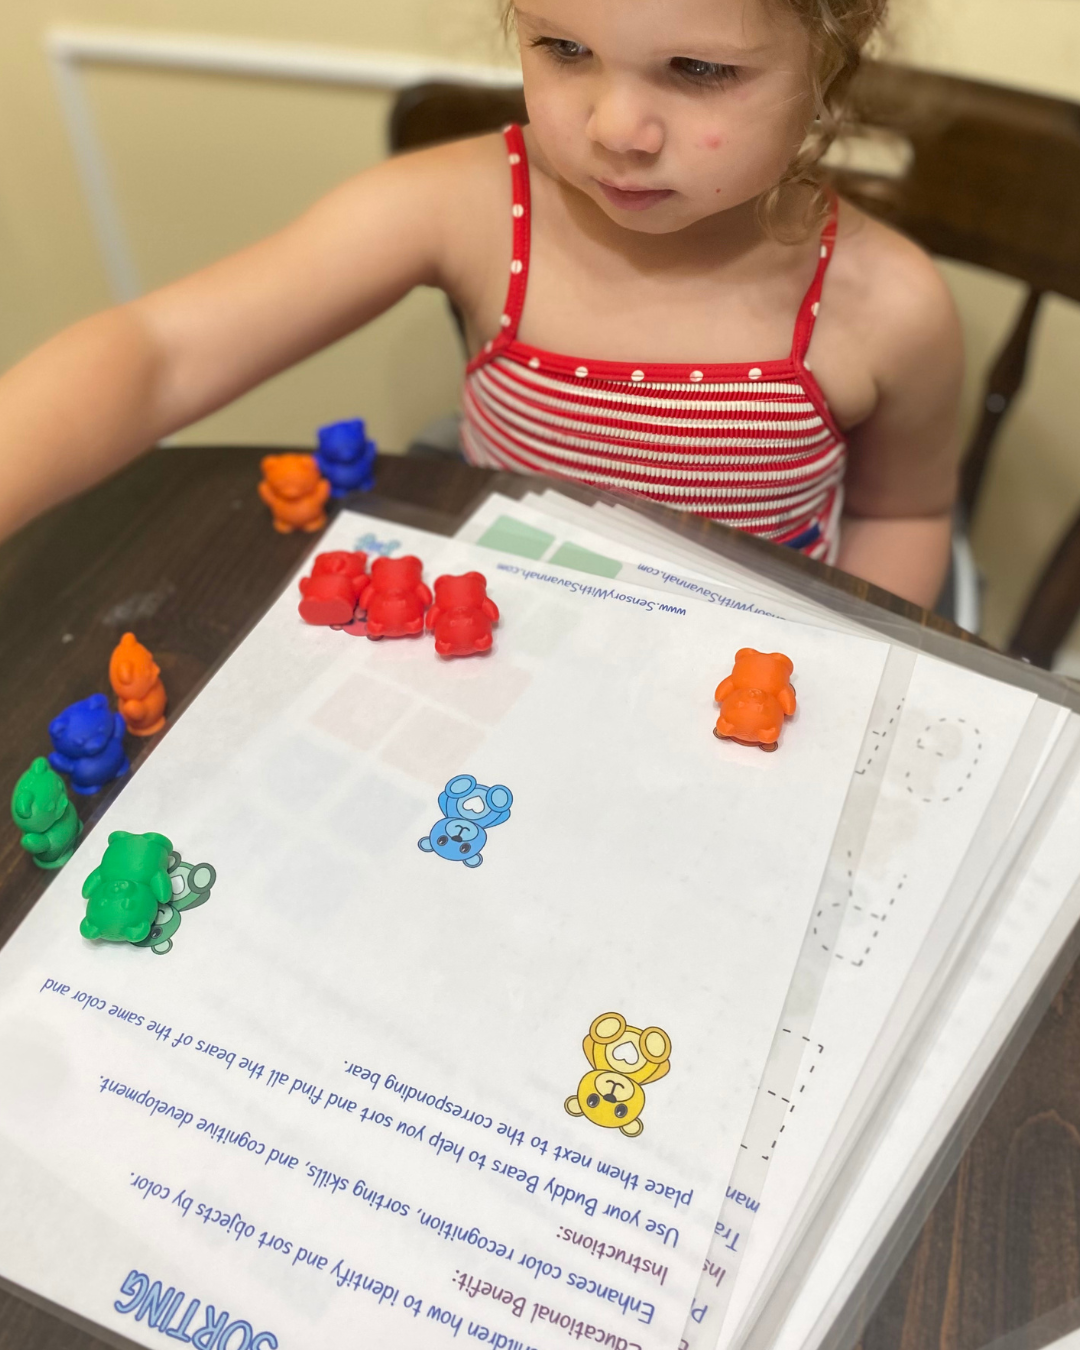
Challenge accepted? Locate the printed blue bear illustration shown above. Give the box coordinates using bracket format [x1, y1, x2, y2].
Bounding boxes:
[418, 774, 513, 868]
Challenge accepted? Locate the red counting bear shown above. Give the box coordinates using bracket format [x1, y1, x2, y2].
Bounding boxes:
[426, 572, 499, 658]
[714, 649, 797, 752]
[358, 556, 432, 639]
[297, 550, 369, 626]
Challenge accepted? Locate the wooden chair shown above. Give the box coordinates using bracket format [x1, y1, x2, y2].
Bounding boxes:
[389, 68, 1080, 667]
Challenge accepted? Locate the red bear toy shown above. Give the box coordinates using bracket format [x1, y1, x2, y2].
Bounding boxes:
[425, 572, 499, 658]
[297, 550, 369, 626]
[358, 556, 432, 639]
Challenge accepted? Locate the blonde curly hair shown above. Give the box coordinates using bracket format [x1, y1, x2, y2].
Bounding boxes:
[501, 0, 888, 238]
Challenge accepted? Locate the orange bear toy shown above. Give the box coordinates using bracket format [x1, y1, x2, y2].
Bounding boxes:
[258, 454, 330, 533]
[109, 632, 167, 737]
[713, 649, 796, 752]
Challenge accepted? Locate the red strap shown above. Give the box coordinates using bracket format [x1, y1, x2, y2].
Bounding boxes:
[493, 124, 532, 346]
[790, 196, 839, 366]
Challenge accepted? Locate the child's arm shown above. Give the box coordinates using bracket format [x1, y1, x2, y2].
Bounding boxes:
[0, 138, 483, 543]
[833, 222, 966, 612]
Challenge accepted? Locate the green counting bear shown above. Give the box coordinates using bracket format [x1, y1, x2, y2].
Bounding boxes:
[80, 830, 174, 943]
[11, 758, 82, 869]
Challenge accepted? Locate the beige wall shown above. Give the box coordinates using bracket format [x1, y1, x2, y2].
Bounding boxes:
[4, 0, 1080, 658]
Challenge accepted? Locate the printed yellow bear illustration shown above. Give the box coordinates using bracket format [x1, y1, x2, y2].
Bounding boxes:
[564, 1012, 672, 1138]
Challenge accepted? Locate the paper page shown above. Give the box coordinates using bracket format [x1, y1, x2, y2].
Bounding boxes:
[767, 722, 1080, 1350]
[456, 494, 859, 634]
[0, 511, 888, 1350]
[710, 664, 1047, 1349]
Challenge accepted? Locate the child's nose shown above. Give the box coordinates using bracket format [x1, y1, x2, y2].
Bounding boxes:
[586, 86, 664, 158]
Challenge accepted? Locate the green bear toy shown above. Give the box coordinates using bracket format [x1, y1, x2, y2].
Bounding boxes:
[11, 757, 82, 869]
[80, 830, 174, 943]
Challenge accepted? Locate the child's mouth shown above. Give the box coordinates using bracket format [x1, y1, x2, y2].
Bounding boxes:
[595, 181, 675, 212]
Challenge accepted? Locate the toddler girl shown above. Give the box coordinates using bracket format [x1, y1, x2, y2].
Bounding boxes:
[0, 0, 962, 607]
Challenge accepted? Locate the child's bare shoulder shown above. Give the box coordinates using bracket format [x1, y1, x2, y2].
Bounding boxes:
[829, 200, 962, 379]
[386, 132, 512, 294]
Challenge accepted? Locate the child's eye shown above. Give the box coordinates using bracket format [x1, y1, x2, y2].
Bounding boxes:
[670, 57, 740, 87]
[531, 37, 591, 65]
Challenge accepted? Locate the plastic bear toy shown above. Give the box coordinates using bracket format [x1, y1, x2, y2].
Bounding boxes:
[425, 572, 500, 658]
[48, 693, 129, 794]
[358, 556, 432, 639]
[564, 1012, 672, 1138]
[297, 550, 369, 626]
[11, 757, 82, 869]
[713, 648, 797, 752]
[109, 631, 167, 736]
[258, 453, 331, 533]
[418, 774, 513, 868]
[315, 419, 377, 498]
[80, 830, 174, 943]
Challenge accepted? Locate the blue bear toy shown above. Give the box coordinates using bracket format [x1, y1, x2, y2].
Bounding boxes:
[48, 693, 129, 795]
[418, 774, 513, 868]
[316, 418, 377, 498]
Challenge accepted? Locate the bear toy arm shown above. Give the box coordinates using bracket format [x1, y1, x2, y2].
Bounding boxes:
[257, 481, 277, 507]
[315, 479, 331, 506]
[20, 831, 46, 852]
[424, 603, 442, 632]
[482, 598, 499, 622]
[113, 712, 127, 741]
[81, 867, 103, 900]
[150, 870, 173, 906]
[779, 686, 797, 716]
[48, 751, 75, 774]
[715, 676, 736, 703]
[416, 583, 433, 609]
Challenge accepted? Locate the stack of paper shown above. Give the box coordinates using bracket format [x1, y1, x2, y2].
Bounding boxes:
[0, 487, 1077, 1350]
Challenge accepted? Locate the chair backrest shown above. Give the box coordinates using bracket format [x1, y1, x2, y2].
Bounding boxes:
[389, 83, 526, 155]
[388, 68, 1080, 666]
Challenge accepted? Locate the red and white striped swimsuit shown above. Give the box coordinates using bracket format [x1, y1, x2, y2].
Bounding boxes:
[462, 125, 847, 562]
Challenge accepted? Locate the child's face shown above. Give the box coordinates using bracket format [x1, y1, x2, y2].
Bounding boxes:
[515, 0, 815, 234]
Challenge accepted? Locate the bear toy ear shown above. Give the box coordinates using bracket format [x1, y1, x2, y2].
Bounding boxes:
[13, 790, 31, 818]
[734, 648, 756, 663]
[89, 692, 107, 710]
[31, 757, 48, 776]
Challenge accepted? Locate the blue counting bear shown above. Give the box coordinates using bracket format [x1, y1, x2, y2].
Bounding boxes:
[418, 774, 513, 868]
[48, 693, 129, 795]
[316, 418, 377, 498]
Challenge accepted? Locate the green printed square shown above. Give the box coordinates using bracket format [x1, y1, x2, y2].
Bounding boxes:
[477, 515, 556, 560]
[548, 542, 623, 579]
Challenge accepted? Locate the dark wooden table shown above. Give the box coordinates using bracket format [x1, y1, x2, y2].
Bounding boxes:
[1, 447, 1078, 1350]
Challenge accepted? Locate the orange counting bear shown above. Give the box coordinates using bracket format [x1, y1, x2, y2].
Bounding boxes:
[109, 632, 167, 737]
[258, 454, 330, 533]
[713, 649, 796, 753]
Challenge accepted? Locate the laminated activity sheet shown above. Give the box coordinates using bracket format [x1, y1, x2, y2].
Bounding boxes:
[0, 510, 892, 1350]
[456, 493, 1078, 1350]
